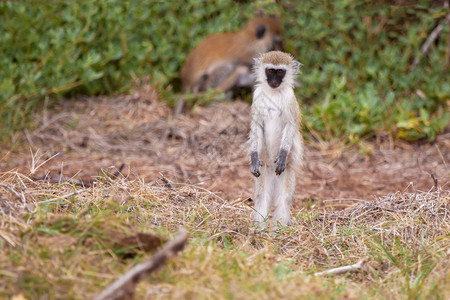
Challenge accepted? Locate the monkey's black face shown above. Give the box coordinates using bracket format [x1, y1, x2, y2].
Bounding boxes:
[265, 68, 286, 88]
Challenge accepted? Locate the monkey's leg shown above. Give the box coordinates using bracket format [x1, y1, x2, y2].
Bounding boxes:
[173, 76, 207, 117]
[235, 72, 255, 88]
[217, 65, 252, 100]
[253, 169, 272, 229]
[273, 169, 295, 226]
[225, 90, 234, 102]
[173, 95, 185, 117]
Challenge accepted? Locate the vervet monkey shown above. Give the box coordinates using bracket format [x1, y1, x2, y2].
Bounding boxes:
[249, 51, 303, 228]
[174, 12, 284, 116]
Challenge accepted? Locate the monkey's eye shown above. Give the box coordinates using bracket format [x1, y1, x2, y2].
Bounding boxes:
[277, 69, 286, 76]
[267, 68, 276, 74]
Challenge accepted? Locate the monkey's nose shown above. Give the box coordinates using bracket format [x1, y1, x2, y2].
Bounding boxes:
[269, 82, 280, 88]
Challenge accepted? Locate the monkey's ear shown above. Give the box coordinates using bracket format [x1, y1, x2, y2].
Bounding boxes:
[256, 25, 266, 39]
[255, 9, 265, 18]
[292, 60, 301, 75]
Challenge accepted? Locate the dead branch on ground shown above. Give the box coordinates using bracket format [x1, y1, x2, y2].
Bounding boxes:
[33, 163, 125, 188]
[411, 12, 450, 69]
[159, 172, 176, 190]
[39, 189, 87, 204]
[0, 183, 25, 204]
[95, 228, 188, 300]
[33, 173, 93, 187]
[314, 258, 368, 276]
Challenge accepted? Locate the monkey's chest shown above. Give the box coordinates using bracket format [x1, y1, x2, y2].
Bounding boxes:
[262, 110, 285, 153]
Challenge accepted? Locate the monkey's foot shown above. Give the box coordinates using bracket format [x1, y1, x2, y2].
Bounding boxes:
[254, 220, 268, 231]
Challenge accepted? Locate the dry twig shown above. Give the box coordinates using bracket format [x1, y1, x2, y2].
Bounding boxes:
[95, 228, 188, 300]
[39, 189, 87, 204]
[0, 183, 25, 204]
[33, 173, 92, 187]
[0, 197, 11, 214]
[159, 172, 176, 191]
[411, 12, 450, 69]
[314, 258, 368, 276]
[430, 173, 439, 189]
[33, 163, 125, 188]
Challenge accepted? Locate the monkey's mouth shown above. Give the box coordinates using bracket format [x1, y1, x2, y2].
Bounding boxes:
[268, 81, 281, 88]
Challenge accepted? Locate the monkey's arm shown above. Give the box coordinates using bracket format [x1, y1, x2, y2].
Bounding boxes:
[250, 108, 264, 177]
[275, 105, 299, 175]
[251, 151, 263, 177]
[274, 149, 287, 175]
[274, 125, 294, 175]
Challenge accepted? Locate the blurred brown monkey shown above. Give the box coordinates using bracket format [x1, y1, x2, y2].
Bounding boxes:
[174, 12, 284, 116]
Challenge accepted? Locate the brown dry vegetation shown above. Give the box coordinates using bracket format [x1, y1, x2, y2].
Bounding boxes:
[1, 84, 449, 203]
[0, 85, 449, 299]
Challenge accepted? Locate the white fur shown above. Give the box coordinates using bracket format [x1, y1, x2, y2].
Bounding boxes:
[249, 54, 303, 229]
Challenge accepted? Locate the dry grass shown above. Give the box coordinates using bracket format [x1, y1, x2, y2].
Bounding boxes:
[0, 168, 448, 299]
[1, 84, 448, 299]
[4, 83, 448, 203]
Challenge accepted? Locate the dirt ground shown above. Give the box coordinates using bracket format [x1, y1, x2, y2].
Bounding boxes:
[1, 85, 449, 207]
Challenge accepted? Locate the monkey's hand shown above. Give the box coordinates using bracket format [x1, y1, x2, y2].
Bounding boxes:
[251, 152, 263, 177]
[274, 149, 288, 175]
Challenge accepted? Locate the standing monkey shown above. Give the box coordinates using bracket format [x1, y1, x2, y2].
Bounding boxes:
[174, 12, 284, 116]
[249, 51, 303, 228]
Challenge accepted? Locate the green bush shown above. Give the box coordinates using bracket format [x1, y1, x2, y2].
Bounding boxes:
[285, 1, 450, 140]
[0, 0, 448, 141]
[0, 1, 252, 139]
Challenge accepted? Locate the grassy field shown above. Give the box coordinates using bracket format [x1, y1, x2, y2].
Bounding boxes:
[1, 1, 449, 299]
[0, 168, 448, 299]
